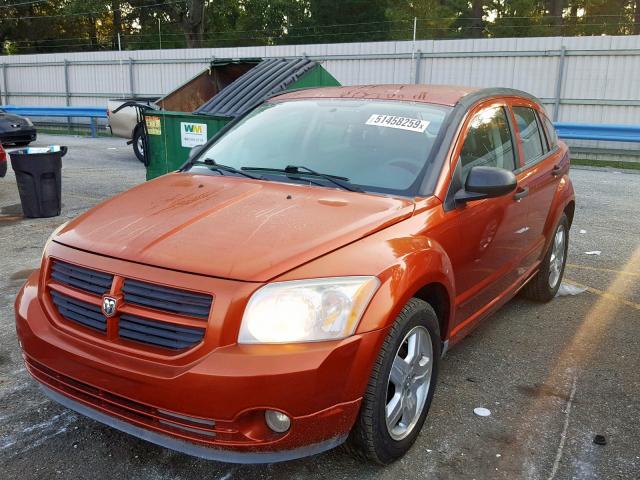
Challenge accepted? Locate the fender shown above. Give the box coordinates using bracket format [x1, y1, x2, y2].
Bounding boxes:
[275, 203, 456, 339]
[354, 238, 454, 335]
[541, 147, 575, 255]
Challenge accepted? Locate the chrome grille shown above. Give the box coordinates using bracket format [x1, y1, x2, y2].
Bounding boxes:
[122, 279, 212, 319]
[50, 291, 107, 332]
[119, 314, 205, 350]
[48, 259, 212, 351]
[51, 260, 113, 295]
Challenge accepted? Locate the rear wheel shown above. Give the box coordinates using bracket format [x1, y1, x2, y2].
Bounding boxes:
[523, 213, 569, 302]
[345, 298, 440, 464]
[132, 124, 145, 163]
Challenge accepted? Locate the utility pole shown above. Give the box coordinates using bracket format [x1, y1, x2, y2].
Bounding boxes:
[410, 17, 417, 83]
[118, 33, 126, 99]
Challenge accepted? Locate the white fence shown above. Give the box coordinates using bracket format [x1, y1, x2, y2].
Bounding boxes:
[1, 35, 639, 156]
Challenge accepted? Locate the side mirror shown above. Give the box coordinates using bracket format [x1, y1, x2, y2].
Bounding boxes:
[188, 145, 204, 161]
[455, 166, 517, 203]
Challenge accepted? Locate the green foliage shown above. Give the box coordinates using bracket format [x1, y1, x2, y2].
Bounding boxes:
[0, 0, 638, 55]
[302, 0, 390, 43]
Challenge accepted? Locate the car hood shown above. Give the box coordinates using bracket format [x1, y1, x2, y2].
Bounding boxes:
[55, 173, 415, 281]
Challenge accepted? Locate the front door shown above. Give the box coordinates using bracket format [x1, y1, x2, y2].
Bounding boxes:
[447, 103, 530, 333]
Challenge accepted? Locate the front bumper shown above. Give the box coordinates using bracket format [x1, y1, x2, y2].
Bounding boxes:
[16, 265, 387, 462]
[0, 127, 37, 144]
[38, 384, 348, 463]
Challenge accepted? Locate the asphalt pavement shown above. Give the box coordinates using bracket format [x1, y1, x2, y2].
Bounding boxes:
[0, 135, 638, 479]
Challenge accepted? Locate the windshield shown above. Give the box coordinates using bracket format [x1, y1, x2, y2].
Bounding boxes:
[187, 99, 451, 196]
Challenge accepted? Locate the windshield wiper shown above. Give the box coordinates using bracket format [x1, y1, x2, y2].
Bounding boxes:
[285, 165, 365, 192]
[242, 165, 363, 192]
[197, 158, 263, 180]
[240, 166, 326, 188]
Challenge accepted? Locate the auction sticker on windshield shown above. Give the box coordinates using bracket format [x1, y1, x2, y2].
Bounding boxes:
[365, 114, 429, 133]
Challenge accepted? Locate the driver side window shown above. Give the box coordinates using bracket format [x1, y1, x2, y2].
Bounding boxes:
[460, 106, 516, 183]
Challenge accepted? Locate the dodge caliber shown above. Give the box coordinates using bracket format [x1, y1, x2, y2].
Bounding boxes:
[15, 85, 574, 464]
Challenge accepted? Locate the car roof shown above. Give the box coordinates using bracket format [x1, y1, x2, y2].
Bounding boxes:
[270, 84, 543, 108]
[270, 84, 481, 107]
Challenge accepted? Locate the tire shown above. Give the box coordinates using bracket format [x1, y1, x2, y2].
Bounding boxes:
[523, 213, 569, 302]
[345, 298, 441, 464]
[132, 124, 145, 164]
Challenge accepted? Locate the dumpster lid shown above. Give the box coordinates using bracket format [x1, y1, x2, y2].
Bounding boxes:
[194, 57, 318, 118]
[209, 57, 261, 67]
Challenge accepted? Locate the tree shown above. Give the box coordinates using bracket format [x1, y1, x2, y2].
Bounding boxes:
[112, 0, 123, 49]
[168, 0, 207, 48]
[2, 0, 640, 55]
[302, 0, 389, 43]
[0, 0, 108, 54]
[547, 0, 565, 35]
[62, 0, 114, 50]
[580, 0, 632, 36]
[222, 0, 309, 46]
[470, 0, 485, 37]
[486, 0, 551, 38]
[386, 0, 465, 40]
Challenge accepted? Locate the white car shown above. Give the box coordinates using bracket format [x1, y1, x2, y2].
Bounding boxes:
[107, 97, 158, 162]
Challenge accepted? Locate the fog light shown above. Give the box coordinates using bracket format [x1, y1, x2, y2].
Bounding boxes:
[265, 410, 291, 433]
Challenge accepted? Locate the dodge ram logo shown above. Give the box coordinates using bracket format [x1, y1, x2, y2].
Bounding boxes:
[102, 296, 118, 317]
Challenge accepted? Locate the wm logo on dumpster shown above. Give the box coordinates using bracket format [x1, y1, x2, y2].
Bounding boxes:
[183, 124, 204, 134]
[180, 122, 208, 148]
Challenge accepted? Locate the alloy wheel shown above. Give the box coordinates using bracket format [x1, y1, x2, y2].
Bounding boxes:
[548, 224, 566, 288]
[385, 325, 433, 440]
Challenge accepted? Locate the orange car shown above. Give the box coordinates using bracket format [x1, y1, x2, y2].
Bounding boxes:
[15, 85, 574, 464]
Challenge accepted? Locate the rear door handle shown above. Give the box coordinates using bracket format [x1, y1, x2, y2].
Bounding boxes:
[513, 187, 529, 201]
[552, 164, 562, 176]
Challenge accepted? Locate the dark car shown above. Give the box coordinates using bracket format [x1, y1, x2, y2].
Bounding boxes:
[0, 110, 37, 146]
[0, 144, 6, 177]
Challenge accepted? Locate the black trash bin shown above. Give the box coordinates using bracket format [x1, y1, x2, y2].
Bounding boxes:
[10, 146, 66, 218]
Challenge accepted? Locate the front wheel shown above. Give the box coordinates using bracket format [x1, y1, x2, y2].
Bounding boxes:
[345, 298, 441, 464]
[523, 213, 569, 302]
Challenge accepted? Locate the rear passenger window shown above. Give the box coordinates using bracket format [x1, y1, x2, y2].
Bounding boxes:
[459, 106, 516, 182]
[541, 114, 558, 149]
[513, 106, 546, 163]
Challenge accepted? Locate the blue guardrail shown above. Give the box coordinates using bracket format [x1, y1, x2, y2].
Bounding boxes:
[0, 105, 107, 137]
[553, 123, 640, 143]
[1, 105, 639, 143]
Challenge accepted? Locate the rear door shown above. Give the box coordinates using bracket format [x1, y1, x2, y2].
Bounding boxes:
[508, 100, 564, 270]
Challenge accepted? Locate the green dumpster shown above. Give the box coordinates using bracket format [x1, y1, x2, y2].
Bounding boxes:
[144, 58, 340, 180]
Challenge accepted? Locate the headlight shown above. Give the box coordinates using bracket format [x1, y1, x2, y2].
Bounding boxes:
[42, 221, 68, 256]
[238, 276, 380, 344]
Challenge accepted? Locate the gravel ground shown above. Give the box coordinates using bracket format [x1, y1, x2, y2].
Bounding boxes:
[1, 135, 638, 480]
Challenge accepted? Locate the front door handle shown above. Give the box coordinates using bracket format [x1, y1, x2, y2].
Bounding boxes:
[552, 164, 562, 176]
[513, 187, 529, 201]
